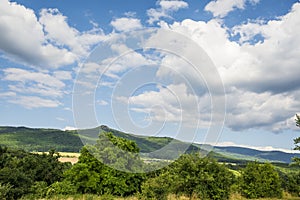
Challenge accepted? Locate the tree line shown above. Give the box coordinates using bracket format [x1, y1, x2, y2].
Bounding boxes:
[0, 116, 299, 199]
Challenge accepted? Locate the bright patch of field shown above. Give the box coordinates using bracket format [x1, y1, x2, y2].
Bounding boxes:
[32, 152, 80, 164]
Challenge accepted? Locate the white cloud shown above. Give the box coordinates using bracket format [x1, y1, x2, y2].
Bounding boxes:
[204, 0, 260, 18]
[3, 68, 67, 98]
[9, 96, 61, 109]
[119, 83, 210, 127]
[53, 71, 73, 80]
[56, 117, 66, 121]
[215, 141, 299, 153]
[0, 0, 105, 69]
[63, 126, 78, 131]
[147, 0, 188, 24]
[225, 89, 299, 132]
[39, 8, 105, 57]
[0, 91, 16, 98]
[97, 100, 108, 106]
[111, 17, 143, 32]
[0, 0, 77, 68]
[151, 1, 300, 132]
[159, 0, 188, 11]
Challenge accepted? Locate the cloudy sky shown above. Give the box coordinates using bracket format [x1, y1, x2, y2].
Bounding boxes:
[0, 0, 300, 152]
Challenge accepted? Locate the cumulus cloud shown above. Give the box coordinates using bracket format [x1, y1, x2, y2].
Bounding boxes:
[0, 0, 105, 69]
[0, 0, 76, 68]
[119, 83, 211, 127]
[111, 17, 143, 32]
[153, 1, 300, 132]
[39, 8, 105, 57]
[147, 0, 188, 24]
[204, 0, 260, 18]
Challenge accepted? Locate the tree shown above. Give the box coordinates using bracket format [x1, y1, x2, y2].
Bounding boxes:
[141, 154, 235, 200]
[240, 162, 282, 199]
[293, 114, 300, 165]
[0, 146, 71, 199]
[64, 132, 145, 196]
[281, 171, 300, 197]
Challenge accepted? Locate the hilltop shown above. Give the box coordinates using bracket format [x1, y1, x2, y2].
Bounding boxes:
[0, 125, 299, 163]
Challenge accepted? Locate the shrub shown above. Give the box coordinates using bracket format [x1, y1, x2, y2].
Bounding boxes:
[141, 154, 235, 200]
[0, 183, 12, 199]
[240, 162, 282, 198]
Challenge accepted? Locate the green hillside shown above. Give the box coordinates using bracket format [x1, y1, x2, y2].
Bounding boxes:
[0, 126, 83, 152]
[0, 125, 299, 163]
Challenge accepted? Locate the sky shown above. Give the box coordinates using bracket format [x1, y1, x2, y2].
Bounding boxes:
[0, 0, 300, 152]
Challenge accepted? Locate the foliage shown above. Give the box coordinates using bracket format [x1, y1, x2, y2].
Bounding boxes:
[141, 153, 235, 200]
[240, 162, 282, 199]
[281, 171, 300, 197]
[47, 180, 77, 196]
[0, 183, 12, 199]
[293, 114, 300, 165]
[0, 126, 84, 152]
[1, 125, 299, 164]
[0, 146, 71, 199]
[64, 132, 146, 196]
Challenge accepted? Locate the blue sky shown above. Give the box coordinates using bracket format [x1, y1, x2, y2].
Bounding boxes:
[0, 0, 300, 152]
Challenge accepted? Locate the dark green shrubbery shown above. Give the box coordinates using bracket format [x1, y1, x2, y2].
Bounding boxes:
[141, 154, 235, 200]
[281, 171, 300, 197]
[240, 162, 282, 199]
[63, 132, 146, 197]
[0, 146, 71, 199]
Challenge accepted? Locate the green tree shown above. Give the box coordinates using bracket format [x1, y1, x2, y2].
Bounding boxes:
[240, 162, 282, 199]
[141, 154, 234, 200]
[0, 146, 71, 199]
[293, 114, 300, 165]
[64, 132, 145, 196]
[281, 171, 300, 197]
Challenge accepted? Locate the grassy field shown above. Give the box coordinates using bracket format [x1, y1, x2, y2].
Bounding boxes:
[32, 151, 80, 164]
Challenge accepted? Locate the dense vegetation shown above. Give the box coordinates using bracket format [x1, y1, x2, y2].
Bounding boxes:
[0, 131, 299, 199]
[1, 125, 299, 163]
[0, 147, 71, 199]
[0, 115, 299, 199]
[293, 114, 300, 165]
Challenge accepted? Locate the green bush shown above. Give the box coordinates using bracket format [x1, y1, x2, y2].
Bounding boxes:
[0, 146, 71, 199]
[64, 132, 145, 196]
[141, 154, 235, 200]
[281, 171, 300, 197]
[47, 181, 77, 196]
[0, 183, 12, 200]
[240, 162, 282, 198]
[140, 172, 171, 200]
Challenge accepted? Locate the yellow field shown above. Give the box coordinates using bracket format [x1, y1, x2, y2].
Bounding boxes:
[32, 152, 80, 164]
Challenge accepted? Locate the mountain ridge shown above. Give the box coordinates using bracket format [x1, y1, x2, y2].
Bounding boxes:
[0, 125, 299, 163]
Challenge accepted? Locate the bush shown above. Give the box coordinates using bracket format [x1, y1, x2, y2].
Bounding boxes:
[140, 172, 171, 200]
[64, 132, 145, 196]
[47, 181, 77, 196]
[141, 154, 235, 200]
[0, 183, 12, 200]
[281, 171, 300, 197]
[240, 162, 282, 198]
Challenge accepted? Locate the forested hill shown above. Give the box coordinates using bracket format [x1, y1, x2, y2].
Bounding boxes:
[0, 125, 299, 163]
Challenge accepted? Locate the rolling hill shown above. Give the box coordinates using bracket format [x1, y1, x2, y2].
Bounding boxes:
[0, 125, 299, 163]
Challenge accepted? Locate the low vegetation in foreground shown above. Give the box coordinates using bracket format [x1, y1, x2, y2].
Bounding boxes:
[0, 115, 299, 200]
[0, 131, 299, 200]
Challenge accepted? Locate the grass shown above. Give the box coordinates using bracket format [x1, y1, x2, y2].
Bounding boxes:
[27, 193, 300, 200]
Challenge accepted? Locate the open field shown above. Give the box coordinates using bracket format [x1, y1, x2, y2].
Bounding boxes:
[32, 151, 80, 164]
